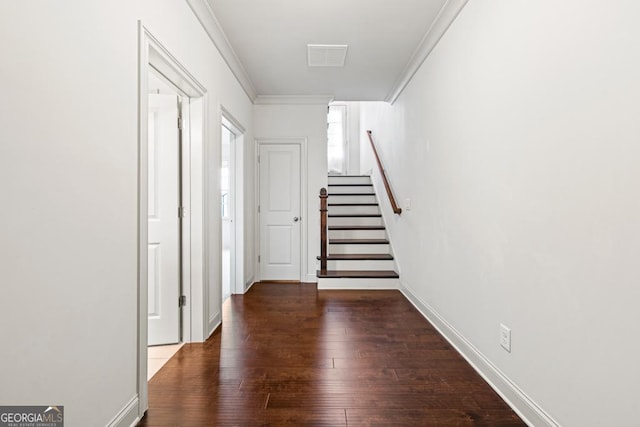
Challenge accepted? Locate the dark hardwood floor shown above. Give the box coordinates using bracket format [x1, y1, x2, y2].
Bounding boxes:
[138, 283, 525, 426]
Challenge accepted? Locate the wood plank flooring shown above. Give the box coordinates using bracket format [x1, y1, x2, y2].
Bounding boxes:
[138, 283, 525, 426]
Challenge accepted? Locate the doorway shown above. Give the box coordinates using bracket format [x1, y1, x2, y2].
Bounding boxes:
[147, 70, 183, 347]
[221, 123, 235, 302]
[138, 23, 207, 419]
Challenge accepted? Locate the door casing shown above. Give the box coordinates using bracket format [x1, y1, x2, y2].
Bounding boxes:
[137, 23, 208, 419]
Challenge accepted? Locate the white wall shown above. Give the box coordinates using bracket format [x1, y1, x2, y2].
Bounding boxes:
[0, 0, 252, 425]
[253, 103, 328, 282]
[360, 1, 640, 426]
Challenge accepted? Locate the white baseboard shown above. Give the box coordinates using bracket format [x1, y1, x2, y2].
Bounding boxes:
[106, 395, 139, 427]
[244, 277, 255, 292]
[400, 283, 560, 427]
[207, 311, 222, 339]
[305, 273, 318, 283]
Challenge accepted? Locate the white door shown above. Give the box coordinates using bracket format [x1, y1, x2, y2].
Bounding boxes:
[148, 92, 181, 346]
[259, 144, 301, 280]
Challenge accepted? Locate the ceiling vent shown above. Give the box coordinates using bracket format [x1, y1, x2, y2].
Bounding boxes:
[307, 44, 348, 67]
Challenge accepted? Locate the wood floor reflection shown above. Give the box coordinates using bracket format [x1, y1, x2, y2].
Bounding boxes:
[138, 282, 525, 426]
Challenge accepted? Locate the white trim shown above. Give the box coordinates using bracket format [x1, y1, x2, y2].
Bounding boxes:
[256, 138, 308, 283]
[245, 277, 256, 292]
[221, 105, 246, 133]
[106, 396, 139, 427]
[305, 273, 318, 283]
[254, 95, 334, 105]
[207, 312, 222, 339]
[137, 21, 207, 418]
[385, 0, 469, 104]
[184, 0, 257, 101]
[221, 109, 246, 298]
[400, 282, 561, 427]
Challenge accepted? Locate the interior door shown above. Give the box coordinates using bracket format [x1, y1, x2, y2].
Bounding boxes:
[148, 92, 181, 346]
[259, 143, 301, 281]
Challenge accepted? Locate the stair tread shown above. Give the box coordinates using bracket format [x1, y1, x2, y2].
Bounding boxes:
[328, 193, 376, 196]
[328, 183, 373, 187]
[316, 270, 399, 279]
[329, 239, 389, 244]
[328, 225, 386, 230]
[328, 203, 379, 206]
[328, 214, 382, 218]
[319, 254, 394, 260]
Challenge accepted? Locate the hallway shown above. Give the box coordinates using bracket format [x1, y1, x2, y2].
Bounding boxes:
[138, 283, 524, 426]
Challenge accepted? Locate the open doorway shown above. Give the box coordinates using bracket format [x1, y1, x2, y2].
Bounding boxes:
[147, 70, 183, 347]
[221, 123, 235, 302]
[146, 69, 186, 379]
[219, 112, 246, 303]
[138, 23, 207, 418]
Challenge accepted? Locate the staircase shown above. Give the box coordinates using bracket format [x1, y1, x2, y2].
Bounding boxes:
[316, 175, 400, 289]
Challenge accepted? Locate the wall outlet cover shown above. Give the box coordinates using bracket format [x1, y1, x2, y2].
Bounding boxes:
[500, 323, 511, 352]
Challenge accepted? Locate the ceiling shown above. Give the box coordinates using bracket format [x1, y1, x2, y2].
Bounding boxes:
[206, 0, 455, 101]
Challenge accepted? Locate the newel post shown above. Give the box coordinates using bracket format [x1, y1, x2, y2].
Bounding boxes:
[319, 187, 328, 274]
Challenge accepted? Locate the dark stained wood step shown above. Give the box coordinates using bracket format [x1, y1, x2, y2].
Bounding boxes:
[329, 239, 389, 245]
[329, 193, 376, 196]
[328, 214, 382, 218]
[317, 254, 394, 261]
[328, 183, 373, 187]
[316, 270, 399, 279]
[329, 225, 386, 230]
[328, 203, 379, 206]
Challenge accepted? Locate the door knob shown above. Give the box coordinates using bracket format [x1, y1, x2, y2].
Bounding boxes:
[293, 217, 299, 222]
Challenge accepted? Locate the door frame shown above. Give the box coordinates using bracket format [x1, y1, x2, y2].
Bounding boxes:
[137, 23, 207, 418]
[221, 109, 245, 296]
[255, 138, 308, 282]
[220, 121, 236, 301]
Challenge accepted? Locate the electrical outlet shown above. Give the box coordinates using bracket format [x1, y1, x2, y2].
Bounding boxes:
[500, 324, 511, 352]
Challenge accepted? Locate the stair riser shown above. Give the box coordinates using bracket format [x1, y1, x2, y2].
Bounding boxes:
[328, 217, 384, 227]
[328, 185, 374, 194]
[328, 195, 377, 204]
[328, 229, 387, 240]
[328, 176, 371, 185]
[327, 260, 396, 270]
[317, 277, 399, 290]
[328, 205, 380, 216]
[329, 243, 390, 254]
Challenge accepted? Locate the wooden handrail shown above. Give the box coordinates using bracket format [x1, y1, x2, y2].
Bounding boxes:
[366, 130, 402, 215]
[319, 187, 328, 273]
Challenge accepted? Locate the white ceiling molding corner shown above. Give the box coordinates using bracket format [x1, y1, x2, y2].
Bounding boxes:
[185, 0, 257, 101]
[385, 0, 470, 104]
[254, 95, 335, 106]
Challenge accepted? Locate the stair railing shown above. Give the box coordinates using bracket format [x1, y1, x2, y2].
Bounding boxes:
[319, 187, 328, 274]
[366, 130, 402, 215]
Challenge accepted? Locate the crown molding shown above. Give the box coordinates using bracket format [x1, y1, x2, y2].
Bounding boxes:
[385, 0, 469, 104]
[185, 0, 257, 102]
[254, 95, 335, 105]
